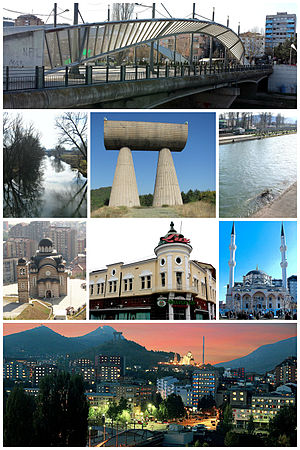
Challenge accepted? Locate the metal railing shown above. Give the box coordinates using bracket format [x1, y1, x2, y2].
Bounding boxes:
[3, 63, 273, 92]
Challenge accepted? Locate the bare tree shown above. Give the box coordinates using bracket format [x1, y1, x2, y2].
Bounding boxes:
[55, 112, 87, 159]
[112, 3, 135, 21]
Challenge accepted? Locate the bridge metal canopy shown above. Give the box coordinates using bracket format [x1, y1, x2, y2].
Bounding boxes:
[43, 18, 244, 70]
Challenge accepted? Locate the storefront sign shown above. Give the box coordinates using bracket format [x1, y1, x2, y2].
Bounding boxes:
[157, 299, 167, 307]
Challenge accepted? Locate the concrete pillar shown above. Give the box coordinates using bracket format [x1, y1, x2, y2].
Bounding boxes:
[109, 147, 140, 207]
[153, 148, 183, 207]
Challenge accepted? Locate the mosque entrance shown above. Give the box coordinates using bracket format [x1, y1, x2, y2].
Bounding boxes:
[46, 290, 52, 298]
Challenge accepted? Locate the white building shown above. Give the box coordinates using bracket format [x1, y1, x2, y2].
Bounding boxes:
[157, 376, 179, 399]
[240, 32, 265, 61]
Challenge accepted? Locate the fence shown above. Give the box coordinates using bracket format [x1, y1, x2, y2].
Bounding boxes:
[3, 63, 273, 92]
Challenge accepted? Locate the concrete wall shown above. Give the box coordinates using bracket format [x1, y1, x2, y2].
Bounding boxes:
[4, 29, 44, 67]
[268, 65, 297, 94]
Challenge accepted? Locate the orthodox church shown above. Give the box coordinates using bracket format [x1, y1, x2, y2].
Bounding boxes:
[225, 223, 293, 315]
[17, 238, 68, 302]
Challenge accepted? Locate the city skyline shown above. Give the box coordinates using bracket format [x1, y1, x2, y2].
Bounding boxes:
[91, 112, 216, 194]
[3, 323, 296, 366]
[219, 221, 297, 301]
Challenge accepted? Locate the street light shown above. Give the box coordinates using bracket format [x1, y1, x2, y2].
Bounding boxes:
[289, 43, 297, 65]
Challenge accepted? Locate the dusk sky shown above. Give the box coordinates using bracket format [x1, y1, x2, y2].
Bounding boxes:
[3, 323, 296, 365]
[219, 220, 297, 301]
[91, 112, 216, 193]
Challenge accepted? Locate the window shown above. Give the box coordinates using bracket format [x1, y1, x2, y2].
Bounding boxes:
[97, 283, 104, 294]
[141, 276, 151, 289]
[175, 256, 182, 265]
[176, 272, 182, 287]
[193, 277, 199, 290]
[160, 258, 166, 266]
[109, 281, 117, 293]
[124, 278, 133, 292]
[161, 272, 166, 287]
[90, 284, 94, 295]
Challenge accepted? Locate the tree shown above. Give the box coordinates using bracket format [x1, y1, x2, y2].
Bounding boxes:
[268, 405, 296, 447]
[273, 37, 297, 64]
[34, 372, 89, 446]
[219, 403, 233, 434]
[55, 112, 87, 159]
[165, 394, 186, 420]
[112, 3, 134, 20]
[247, 414, 255, 435]
[3, 113, 45, 217]
[197, 394, 216, 412]
[4, 386, 36, 446]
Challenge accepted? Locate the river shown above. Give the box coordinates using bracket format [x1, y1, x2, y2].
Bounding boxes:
[219, 134, 297, 218]
[4, 156, 87, 218]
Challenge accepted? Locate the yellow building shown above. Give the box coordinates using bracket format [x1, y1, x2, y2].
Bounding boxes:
[90, 222, 216, 320]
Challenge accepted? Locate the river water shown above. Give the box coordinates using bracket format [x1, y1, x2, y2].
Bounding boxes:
[219, 134, 297, 218]
[4, 156, 87, 218]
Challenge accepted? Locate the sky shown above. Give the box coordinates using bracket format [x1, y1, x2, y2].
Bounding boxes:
[91, 112, 216, 193]
[3, 1, 298, 35]
[5, 111, 72, 149]
[3, 322, 296, 364]
[88, 218, 218, 273]
[219, 220, 297, 301]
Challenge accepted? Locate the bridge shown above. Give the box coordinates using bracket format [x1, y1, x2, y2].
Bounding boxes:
[3, 18, 273, 108]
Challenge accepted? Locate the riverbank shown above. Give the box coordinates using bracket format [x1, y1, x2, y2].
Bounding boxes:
[219, 131, 296, 145]
[251, 182, 297, 218]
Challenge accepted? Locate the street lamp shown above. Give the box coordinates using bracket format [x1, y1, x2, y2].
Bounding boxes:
[289, 43, 297, 65]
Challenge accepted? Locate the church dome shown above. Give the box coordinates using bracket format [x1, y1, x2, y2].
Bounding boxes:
[18, 257, 26, 264]
[39, 238, 53, 247]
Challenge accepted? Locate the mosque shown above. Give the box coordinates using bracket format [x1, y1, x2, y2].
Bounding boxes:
[17, 238, 68, 302]
[224, 223, 294, 316]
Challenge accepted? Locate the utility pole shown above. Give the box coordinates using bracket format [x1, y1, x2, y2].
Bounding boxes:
[209, 7, 215, 68]
[150, 3, 155, 72]
[189, 3, 195, 65]
[224, 16, 229, 64]
[54, 3, 57, 27]
[74, 2, 79, 24]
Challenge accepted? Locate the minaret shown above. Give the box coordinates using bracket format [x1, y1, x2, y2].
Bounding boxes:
[228, 222, 236, 291]
[280, 222, 288, 290]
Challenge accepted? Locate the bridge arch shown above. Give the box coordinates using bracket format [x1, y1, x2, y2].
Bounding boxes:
[4, 18, 244, 71]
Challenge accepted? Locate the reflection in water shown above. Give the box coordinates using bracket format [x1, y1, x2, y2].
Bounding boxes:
[219, 134, 297, 218]
[4, 156, 87, 218]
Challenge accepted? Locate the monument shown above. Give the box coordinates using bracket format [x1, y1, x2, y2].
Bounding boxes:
[104, 120, 188, 207]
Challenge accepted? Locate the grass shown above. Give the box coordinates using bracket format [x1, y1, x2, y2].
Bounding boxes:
[91, 201, 215, 218]
[69, 308, 86, 320]
[16, 300, 52, 320]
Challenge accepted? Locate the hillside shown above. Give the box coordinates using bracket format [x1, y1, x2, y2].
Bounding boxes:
[215, 336, 296, 373]
[3, 325, 173, 366]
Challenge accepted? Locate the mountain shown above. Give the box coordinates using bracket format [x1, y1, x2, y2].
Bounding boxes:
[3, 325, 172, 366]
[3, 325, 118, 358]
[215, 337, 296, 373]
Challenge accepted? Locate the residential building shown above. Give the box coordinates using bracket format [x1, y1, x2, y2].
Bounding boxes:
[192, 366, 219, 408]
[265, 12, 296, 52]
